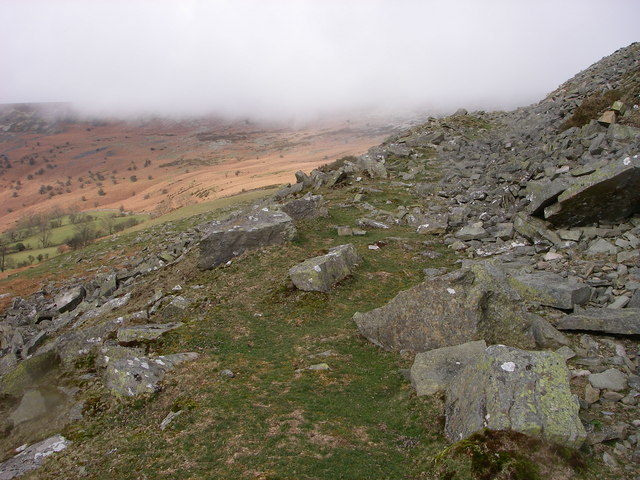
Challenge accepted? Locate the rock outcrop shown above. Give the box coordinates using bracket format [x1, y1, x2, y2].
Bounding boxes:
[353, 262, 535, 352]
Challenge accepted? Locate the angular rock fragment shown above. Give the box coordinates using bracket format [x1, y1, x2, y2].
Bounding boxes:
[588, 368, 627, 392]
[454, 222, 488, 241]
[53, 286, 85, 314]
[556, 308, 640, 335]
[116, 322, 184, 345]
[289, 244, 361, 292]
[410, 340, 486, 396]
[445, 345, 586, 448]
[513, 212, 561, 245]
[353, 262, 535, 353]
[98, 346, 198, 397]
[198, 208, 296, 270]
[544, 155, 640, 227]
[281, 193, 328, 221]
[0, 434, 69, 480]
[508, 271, 591, 310]
[414, 213, 449, 235]
[526, 178, 570, 217]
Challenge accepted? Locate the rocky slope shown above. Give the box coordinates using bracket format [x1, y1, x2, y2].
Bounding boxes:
[0, 42, 639, 479]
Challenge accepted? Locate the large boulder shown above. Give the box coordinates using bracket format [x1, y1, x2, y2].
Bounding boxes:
[445, 345, 586, 448]
[289, 244, 361, 292]
[410, 340, 487, 396]
[507, 271, 591, 310]
[556, 308, 640, 335]
[353, 262, 535, 353]
[198, 208, 296, 270]
[0, 351, 59, 396]
[544, 155, 640, 227]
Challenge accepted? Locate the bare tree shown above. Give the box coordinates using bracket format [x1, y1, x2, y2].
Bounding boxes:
[37, 215, 52, 248]
[0, 235, 8, 272]
[99, 214, 117, 235]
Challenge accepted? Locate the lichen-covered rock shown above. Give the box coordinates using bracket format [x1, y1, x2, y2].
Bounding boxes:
[508, 271, 591, 310]
[544, 155, 640, 227]
[0, 434, 69, 480]
[353, 262, 535, 353]
[410, 340, 486, 396]
[289, 244, 361, 292]
[116, 322, 184, 344]
[98, 346, 198, 397]
[198, 208, 296, 270]
[445, 345, 586, 448]
[0, 351, 59, 396]
[556, 308, 640, 335]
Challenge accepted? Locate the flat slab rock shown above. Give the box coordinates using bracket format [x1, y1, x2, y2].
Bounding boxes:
[544, 155, 640, 227]
[198, 208, 296, 270]
[98, 346, 198, 397]
[410, 340, 487, 396]
[508, 271, 591, 310]
[556, 308, 640, 335]
[0, 434, 69, 480]
[445, 345, 586, 449]
[116, 322, 184, 344]
[289, 244, 361, 292]
[353, 262, 535, 353]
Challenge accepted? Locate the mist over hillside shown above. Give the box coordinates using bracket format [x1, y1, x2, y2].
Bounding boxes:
[1, 1, 639, 121]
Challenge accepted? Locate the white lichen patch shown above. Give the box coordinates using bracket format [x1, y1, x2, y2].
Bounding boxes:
[501, 361, 516, 372]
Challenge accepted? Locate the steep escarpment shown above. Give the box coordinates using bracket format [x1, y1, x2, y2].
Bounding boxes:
[0, 43, 639, 479]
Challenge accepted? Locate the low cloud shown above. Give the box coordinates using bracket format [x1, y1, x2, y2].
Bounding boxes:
[2, 0, 639, 121]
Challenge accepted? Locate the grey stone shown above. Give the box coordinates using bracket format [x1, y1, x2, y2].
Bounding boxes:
[281, 193, 328, 221]
[608, 296, 630, 309]
[529, 315, 570, 349]
[588, 368, 628, 391]
[557, 308, 640, 335]
[198, 208, 296, 270]
[98, 346, 198, 397]
[445, 345, 586, 448]
[410, 340, 487, 396]
[508, 271, 591, 310]
[455, 223, 488, 241]
[513, 212, 561, 245]
[585, 238, 618, 256]
[357, 218, 390, 229]
[544, 155, 640, 227]
[354, 262, 535, 353]
[289, 244, 361, 292]
[53, 286, 86, 314]
[0, 434, 69, 480]
[415, 214, 449, 235]
[116, 322, 184, 344]
[526, 178, 570, 217]
[0, 351, 60, 396]
[618, 249, 640, 264]
[628, 290, 640, 309]
[356, 156, 388, 178]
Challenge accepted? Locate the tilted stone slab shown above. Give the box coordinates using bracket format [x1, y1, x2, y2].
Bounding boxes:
[410, 340, 486, 396]
[556, 308, 640, 335]
[198, 208, 296, 270]
[116, 322, 184, 344]
[53, 286, 85, 314]
[289, 244, 361, 292]
[281, 193, 328, 221]
[445, 345, 586, 448]
[0, 434, 69, 480]
[544, 155, 640, 227]
[508, 271, 591, 310]
[353, 262, 535, 353]
[98, 346, 198, 397]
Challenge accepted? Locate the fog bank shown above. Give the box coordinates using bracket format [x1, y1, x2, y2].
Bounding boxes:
[1, 0, 639, 121]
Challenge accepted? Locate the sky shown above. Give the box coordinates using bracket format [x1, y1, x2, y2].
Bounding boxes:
[1, 0, 639, 121]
